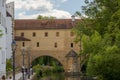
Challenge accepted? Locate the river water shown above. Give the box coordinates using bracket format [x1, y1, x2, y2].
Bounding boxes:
[37, 73, 94, 80]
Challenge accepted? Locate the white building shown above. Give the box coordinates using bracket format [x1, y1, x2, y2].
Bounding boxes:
[6, 2, 14, 59]
[0, 0, 14, 78]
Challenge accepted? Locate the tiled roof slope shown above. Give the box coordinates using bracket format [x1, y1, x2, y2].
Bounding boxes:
[15, 36, 31, 41]
[66, 49, 78, 57]
[15, 19, 80, 30]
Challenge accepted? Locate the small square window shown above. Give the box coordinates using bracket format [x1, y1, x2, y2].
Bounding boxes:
[33, 32, 36, 37]
[56, 32, 59, 37]
[21, 32, 24, 37]
[22, 42, 25, 47]
[54, 42, 57, 48]
[71, 43, 73, 48]
[37, 42, 39, 47]
[45, 32, 48, 37]
[70, 32, 74, 37]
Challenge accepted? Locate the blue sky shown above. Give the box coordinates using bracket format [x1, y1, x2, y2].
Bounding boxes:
[6, 0, 85, 19]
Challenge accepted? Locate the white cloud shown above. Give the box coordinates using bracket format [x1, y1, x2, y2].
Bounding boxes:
[17, 9, 71, 19]
[18, 12, 38, 19]
[61, 0, 68, 3]
[7, 0, 53, 11]
[6, 0, 72, 19]
[40, 9, 71, 18]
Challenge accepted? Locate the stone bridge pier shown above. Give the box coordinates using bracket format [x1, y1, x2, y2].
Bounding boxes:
[15, 49, 81, 76]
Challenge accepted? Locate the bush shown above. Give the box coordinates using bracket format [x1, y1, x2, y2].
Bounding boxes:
[87, 46, 120, 80]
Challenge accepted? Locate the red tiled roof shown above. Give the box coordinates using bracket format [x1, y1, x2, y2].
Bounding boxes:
[15, 19, 80, 30]
[15, 36, 31, 41]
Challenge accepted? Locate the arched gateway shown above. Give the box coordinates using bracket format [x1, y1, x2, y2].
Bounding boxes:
[14, 19, 81, 75]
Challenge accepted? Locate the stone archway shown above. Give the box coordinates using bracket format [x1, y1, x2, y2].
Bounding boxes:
[15, 49, 81, 75]
[31, 55, 65, 72]
[29, 50, 67, 71]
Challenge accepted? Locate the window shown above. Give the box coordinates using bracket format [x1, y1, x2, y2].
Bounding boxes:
[2, 50, 5, 64]
[5, 28, 7, 34]
[1, 15, 6, 27]
[37, 42, 39, 47]
[0, 12, 1, 24]
[33, 32, 36, 37]
[22, 42, 25, 47]
[54, 42, 57, 48]
[45, 32, 48, 37]
[3, 16, 6, 27]
[21, 32, 24, 37]
[56, 32, 59, 37]
[71, 43, 73, 48]
[2, 0, 4, 7]
[70, 32, 74, 37]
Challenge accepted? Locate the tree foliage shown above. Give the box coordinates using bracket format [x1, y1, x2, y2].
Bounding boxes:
[37, 15, 56, 20]
[6, 59, 12, 72]
[0, 30, 2, 37]
[74, 0, 120, 80]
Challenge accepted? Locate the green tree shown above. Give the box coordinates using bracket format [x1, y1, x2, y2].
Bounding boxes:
[6, 59, 12, 73]
[0, 30, 2, 37]
[74, 0, 120, 80]
[37, 15, 56, 20]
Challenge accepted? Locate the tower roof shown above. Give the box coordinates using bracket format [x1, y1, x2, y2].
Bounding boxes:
[66, 49, 78, 57]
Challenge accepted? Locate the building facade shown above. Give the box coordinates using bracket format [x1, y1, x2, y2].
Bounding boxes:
[0, 0, 14, 78]
[14, 19, 81, 73]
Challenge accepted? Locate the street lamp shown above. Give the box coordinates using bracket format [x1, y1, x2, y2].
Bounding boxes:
[12, 40, 16, 80]
[27, 48, 30, 79]
[21, 48, 25, 80]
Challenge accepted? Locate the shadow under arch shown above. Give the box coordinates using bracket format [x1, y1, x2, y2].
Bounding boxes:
[31, 54, 65, 71]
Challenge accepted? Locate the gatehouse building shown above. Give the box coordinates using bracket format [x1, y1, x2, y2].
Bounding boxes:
[14, 19, 81, 74]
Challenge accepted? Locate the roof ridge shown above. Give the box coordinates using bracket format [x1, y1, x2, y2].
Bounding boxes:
[15, 19, 80, 30]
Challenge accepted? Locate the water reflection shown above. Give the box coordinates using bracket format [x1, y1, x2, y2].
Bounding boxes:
[39, 73, 88, 80]
[65, 76, 81, 80]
